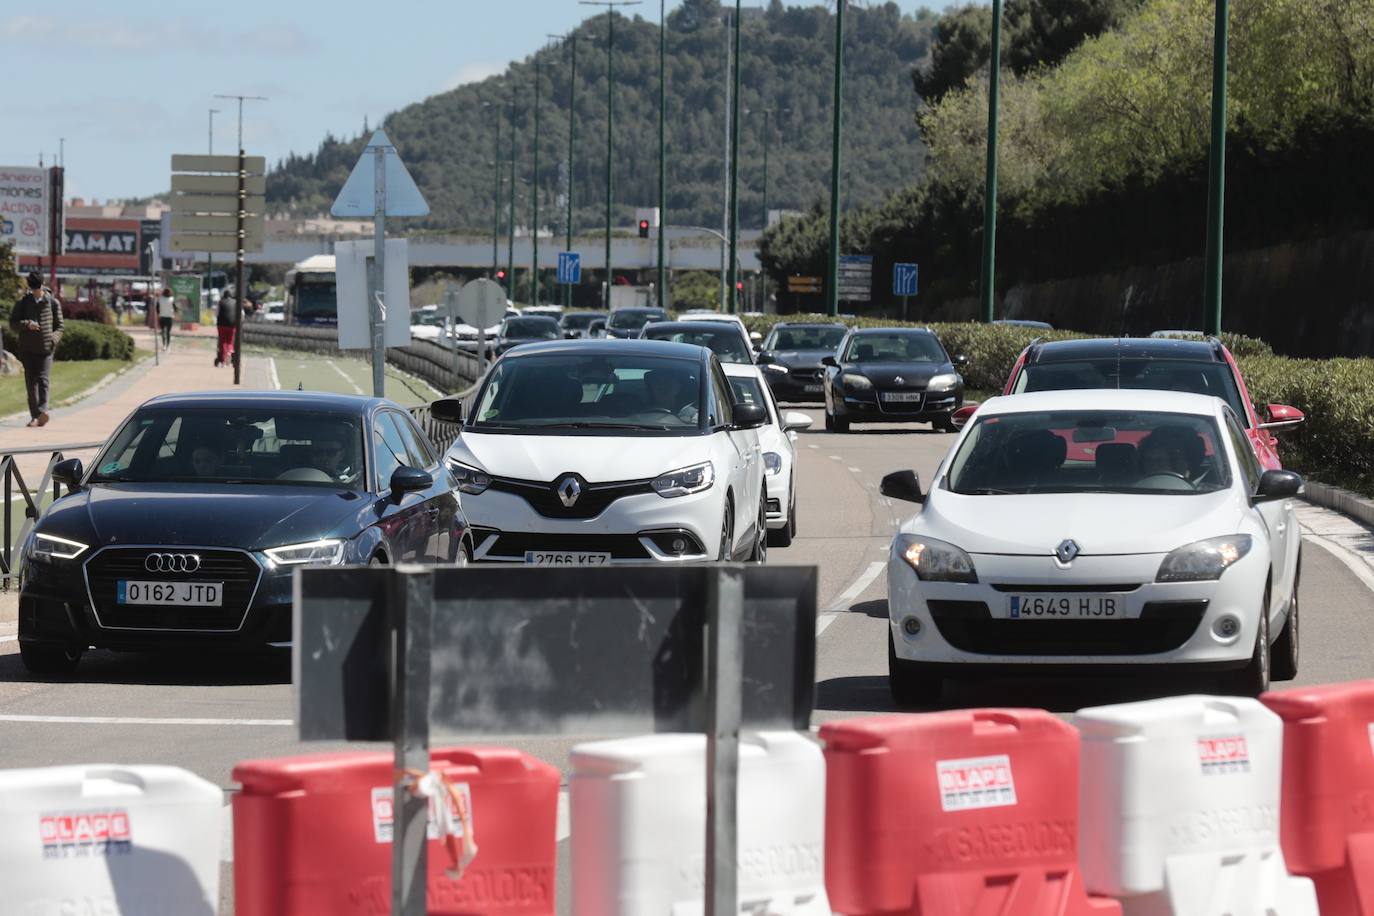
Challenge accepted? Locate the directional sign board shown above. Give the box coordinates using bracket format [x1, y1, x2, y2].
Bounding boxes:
[788, 276, 822, 294]
[168, 153, 267, 254]
[557, 251, 581, 285]
[330, 130, 430, 218]
[893, 262, 919, 298]
[837, 255, 873, 302]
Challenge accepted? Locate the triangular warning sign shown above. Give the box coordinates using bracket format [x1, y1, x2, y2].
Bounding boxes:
[331, 129, 430, 218]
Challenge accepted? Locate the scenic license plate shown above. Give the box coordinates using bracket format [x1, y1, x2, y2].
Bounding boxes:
[881, 391, 923, 403]
[1009, 594, 1119, 618]
[524, 551, 612, 567]
[117, 580, 223, 606]
[803, 384, 822, 393]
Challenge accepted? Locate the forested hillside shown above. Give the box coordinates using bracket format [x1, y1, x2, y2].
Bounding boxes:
[267, 0, 937, 233]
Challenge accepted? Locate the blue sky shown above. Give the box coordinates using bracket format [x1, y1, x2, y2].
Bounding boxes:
[5, 1, 956, 202]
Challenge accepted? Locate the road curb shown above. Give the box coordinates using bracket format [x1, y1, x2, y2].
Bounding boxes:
[1301, 481, 1374, 530]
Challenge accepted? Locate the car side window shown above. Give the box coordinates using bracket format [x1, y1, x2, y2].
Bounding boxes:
[1224, 412, 1261, 492]
[374, 414, 410, 491]
[391, 411, 436, 468]
[709, 361, 734, 429]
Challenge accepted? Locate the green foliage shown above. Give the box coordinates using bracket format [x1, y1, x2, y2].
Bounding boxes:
[672, 271, 724, 311]
[0, 241, 21, 325]
[55, 321, 135, 362]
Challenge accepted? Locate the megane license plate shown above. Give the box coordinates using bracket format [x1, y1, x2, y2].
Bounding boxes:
[117, 580, 223, 606]
[1009, 595, 1119, 618]
[524, 551, 611, 566]
[881, 391, 923, 402]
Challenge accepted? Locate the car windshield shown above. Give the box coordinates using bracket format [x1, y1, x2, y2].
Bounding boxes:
[471, 353, 706, 434]
[1012, 358, 1247, 422]
[608, 309, 665, 330]
[503, 318, 560, 339]
[641, 325, 751, 363]
[561, 313, 601, 330]
[946, 410, 1231, 496]
[413, 311, 444, 327]
[89, 408, 366, 489]
[294, 279, 336, 321]
[765, 326, 847, 351]
[843, 333, 947, 363]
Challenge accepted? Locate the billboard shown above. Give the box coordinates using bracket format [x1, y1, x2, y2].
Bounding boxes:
[0, 166, 52, 257]
[19, 217, 144, 277]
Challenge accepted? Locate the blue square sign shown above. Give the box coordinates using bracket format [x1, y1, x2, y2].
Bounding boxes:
[557, 252, 581, 285]
[893, 262, 919, 297]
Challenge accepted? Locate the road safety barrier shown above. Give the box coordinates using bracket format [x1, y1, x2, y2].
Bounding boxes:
[820, 709, 1120, 916]
[1077, 695, 1318, 915]
[2, 441, 103, 588]
[0, 764, 222, 915]
[569, 731, 829, 915]
[1263, 680, 1374, 915]
[233, 747, 559, 915]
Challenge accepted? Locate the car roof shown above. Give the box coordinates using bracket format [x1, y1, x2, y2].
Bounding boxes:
[771, 321, 846, 329]
[679, 311, 744, 321]
[506, 314, 561, 324]
[850, 325, 934, 335]
[977, 389, 1227, 417]
[1027, 337, 1224, 364]
[500, 338, 707, 360]
[561, 311, 605, 318]
[139, 390, 390, 413]
[611, 307, 665, 314]
[643, 320, 745, 334]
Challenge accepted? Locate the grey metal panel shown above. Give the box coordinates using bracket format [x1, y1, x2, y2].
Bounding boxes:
[294, 567, 392, 741]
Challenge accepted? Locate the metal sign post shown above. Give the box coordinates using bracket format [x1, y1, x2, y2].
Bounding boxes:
[371, 145, 387, 397]
[390, 567, 432, 916]
[893, 262, 919, 322]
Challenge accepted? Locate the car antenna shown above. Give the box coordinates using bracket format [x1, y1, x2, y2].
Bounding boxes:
[297, 381, 304, 391]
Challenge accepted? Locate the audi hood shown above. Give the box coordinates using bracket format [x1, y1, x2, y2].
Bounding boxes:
[448, 432, 712, 484]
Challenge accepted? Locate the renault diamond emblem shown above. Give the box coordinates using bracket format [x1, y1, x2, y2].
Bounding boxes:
[1055, 539, 1080, 564]
[556, 475, 582, 508]
[894, 376, 905, 385]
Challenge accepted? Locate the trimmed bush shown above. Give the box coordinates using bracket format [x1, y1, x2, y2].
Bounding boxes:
[62, 300, 112, 325]
[6, 320, 140, 361]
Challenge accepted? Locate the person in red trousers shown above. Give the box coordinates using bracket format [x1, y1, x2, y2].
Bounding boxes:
[215, 288, 238, 367]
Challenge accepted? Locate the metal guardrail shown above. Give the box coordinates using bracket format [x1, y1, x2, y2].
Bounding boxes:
[2, 442, 104, 590]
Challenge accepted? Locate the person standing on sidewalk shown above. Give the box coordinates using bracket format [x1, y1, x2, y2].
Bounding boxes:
[9, 272, 64, 428]
[215, 288, 239, 368]
[156, 287, 174, 350]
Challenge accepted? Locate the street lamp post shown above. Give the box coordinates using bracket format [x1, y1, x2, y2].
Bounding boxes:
[488, 101, 501, 276]
[212, 93, 267, 385]
[550, 31, 579, 309]
[657, 0, 668, 310]
[508, 102, 517, 299]
[532, 55, 542, 308]
[726, 0, 743, 314]
[978, 0, 1004, 323]
[1203, 0, 1229, 336]
[825, 1, 845, 317]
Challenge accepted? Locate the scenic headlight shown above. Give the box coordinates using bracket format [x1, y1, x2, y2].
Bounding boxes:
[927, 372, 959, 391]
[762, 363, 788, 375]
[763, 452, 783, 476]
[29, 532, 90, 562]
[265, 539, 346, 567]
[652, 461, 715, 498]
[446, 459, 491, 495]
[894, 534, 978, 583]
[841, 373, 873, 390]
[1156, 535, 1252, 582]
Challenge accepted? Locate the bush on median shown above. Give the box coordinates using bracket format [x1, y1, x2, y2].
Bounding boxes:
[3, 320, 135, 362]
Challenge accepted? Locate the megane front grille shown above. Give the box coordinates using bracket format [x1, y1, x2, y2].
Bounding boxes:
[83, 547, 262, 632]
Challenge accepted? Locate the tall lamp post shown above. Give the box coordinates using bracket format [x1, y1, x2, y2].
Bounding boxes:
[532, 55, 542, 308]
[212, 93, 267, 385]
[487, 100, 502, 276]
[508, 100, 518, 299]
[657, 0, 668, 310]
[978, 0, 1004, 323]
[1202, 0, 1229, 336]
[824, 1, 845, 317]
[726, 0, 743, 314]
[549, 31, 579, 309]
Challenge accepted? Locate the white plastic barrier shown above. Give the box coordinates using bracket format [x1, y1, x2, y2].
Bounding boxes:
[0, 764, 223, 916]
[570, 731, 830, 916]
[1076, 695, 1318, 916]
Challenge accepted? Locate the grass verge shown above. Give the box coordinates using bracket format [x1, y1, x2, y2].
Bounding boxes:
[0, 354, 149, 420]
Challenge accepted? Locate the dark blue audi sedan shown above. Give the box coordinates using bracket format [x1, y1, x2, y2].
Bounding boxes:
[17, 391, 469, 674]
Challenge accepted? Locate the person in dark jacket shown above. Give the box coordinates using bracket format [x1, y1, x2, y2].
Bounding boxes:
[9, 272, 64, 427]
[215, 289, 239, 367]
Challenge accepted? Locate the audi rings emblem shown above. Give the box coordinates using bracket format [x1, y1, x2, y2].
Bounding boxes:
[144, 552, 202, 573]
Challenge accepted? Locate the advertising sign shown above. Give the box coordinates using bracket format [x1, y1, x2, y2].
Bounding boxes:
[168, 275, 203, 324]
[19, 217, 143, 277]
[0, 167, 51, 257]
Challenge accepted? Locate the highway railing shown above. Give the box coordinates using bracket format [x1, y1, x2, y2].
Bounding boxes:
[2, 442, 103, 590]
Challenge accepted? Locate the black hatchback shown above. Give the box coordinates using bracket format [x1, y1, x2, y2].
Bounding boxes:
[16, 391, 469, 674]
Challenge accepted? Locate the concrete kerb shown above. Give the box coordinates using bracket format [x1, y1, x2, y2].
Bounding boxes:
[1302, 481, 1374, 530]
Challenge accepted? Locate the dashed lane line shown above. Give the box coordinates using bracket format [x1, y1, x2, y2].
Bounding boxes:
[0, 714, 292, 726]
[267, 356, 281, 390]
[326, 359, 365, 395]
[825, 560, 886, 615]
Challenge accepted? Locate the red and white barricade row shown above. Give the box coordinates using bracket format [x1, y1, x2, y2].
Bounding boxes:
[0, 764, 223, 915]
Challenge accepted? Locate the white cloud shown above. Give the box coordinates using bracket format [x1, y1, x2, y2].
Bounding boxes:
[442, 62, 504, 93]
[0, 15, 312, 57]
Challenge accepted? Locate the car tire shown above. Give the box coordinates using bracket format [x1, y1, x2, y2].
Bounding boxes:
[823, 410, 835, 432]
[831, 412, 850, 434]
[888, 632, 941, 708]
[19, 641, 83, 676]
[1222, 587, 1271, 696]
[717, 501, 734, 562]
[749, 501, 768, 564]
[1271, 559, 1300, 682]
[933, 416, 957, 433]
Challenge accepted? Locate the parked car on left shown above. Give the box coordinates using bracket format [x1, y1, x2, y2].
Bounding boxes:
[17, 391, 469, 674]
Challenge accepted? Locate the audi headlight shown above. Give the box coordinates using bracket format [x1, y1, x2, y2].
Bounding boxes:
[841, 373, 873, 390]
[762, 363, 788, 375]
[927, 372, 960, 392]
[763, 452, 783, 476]
[894, 534, 978, 583]
[652, 461, 715, 498]
[446, 459, 491, 495]
[29, 532, 90, 562]
[1156, 535, 1252, 582]
[265, 539, 346, 567]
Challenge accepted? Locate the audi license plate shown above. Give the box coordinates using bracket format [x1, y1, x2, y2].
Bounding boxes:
[880, 391, 923, 403]
[117, 580, 223, 606]
[1009, 594, 1118, 618]
[803, 384, 822, 393]
[524, 551, 611, 567]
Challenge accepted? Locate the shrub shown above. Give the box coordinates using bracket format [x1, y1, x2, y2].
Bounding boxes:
[61, 299, 112, 325]
[51, 321, 136, 361]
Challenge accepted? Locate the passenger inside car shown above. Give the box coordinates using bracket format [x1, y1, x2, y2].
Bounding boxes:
[190, 445, 222, 478]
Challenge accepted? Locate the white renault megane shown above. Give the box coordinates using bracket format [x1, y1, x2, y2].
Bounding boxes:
[881, 389, 1303, 704]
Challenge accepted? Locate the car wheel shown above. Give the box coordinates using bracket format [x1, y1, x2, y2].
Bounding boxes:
[888, 632, 941, 708]
[717, 501, 734, 562]
[823, 410, 835, 432]
[19, 641, 83, 676]
[749, 501, 768, 564]
[832, 413, 850, 434]
[1271, 559, 1300, 682]
[933, 416, 957, 433]
[369, 553, 388, 567]
[1222, 586, 1271, 696]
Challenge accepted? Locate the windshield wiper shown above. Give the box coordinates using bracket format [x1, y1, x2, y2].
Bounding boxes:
[528, 421, 673, 431]
[957, 487, 1018, 495]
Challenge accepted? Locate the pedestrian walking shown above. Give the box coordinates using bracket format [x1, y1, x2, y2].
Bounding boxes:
[9, 272, 64, 428]
[157, 287, 174, 350]
[215, 288, 239, 368]
[112, 293, 125, 326]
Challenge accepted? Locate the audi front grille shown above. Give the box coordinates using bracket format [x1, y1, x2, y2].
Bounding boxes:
[83, 547, 263, 632]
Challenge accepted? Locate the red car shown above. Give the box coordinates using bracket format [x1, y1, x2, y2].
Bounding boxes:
[953, 337, 1303, 469]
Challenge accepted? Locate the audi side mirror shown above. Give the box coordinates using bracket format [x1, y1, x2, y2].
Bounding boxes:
[1254, 469, 1302, 503]
[880, 470, 924, 503]
[52, 458, 84, 491]
[429, 398, 465, 424]
[390, 466, 433, 499]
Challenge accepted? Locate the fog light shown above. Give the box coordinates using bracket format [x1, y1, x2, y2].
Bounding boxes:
[903, 617, 922, 636]
[1213, 614, 1241, 639]
[672, 537, 688, 554]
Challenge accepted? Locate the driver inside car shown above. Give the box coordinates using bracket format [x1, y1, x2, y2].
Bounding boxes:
[644, 368, 699, 424]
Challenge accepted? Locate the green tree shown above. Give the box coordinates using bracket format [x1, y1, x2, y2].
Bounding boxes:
[0, 242, 22, 323]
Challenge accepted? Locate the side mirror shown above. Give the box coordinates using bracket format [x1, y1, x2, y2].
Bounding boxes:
[390, 466, 433, 499]
[755, 352, 773, 365]
[565, 331, 578, 339]
[880, 470, 924, 504]
[732, 403, 768, 429]
[429, 398, 465, 424]
[820, 355, 839, 368]
[1260, 403, 1305, 431]
[52, 458, 84, 490]
[1254, 469, 1302, 502]
[953, 354, 970, 367]
[951, 403, 978, 430]
[782, 411, 813, 432]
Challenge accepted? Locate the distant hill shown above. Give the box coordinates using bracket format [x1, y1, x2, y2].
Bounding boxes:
[266, 0, 936, 234]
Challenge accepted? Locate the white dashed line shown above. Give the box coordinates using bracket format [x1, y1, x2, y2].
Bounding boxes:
[848, 467, 862, 473]
[829, 455, 842, 461]
[326, 359, 365, 394]
[826, 561, 886, 612]
[0, 715, 292, 726]
[807, 444, 818, 449]
[557, 790, 571, 841]
[267, 356, 281, 390]
[815, 612, 839, 637]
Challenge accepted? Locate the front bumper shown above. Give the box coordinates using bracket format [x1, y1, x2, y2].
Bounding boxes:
[764, 370, 826, 401]
[764, 467, 791, 529]
[835, 388, 962, 423]
[887, 547, 1268, 669]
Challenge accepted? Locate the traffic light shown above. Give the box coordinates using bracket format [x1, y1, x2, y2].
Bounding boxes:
[496, 269, 507, 282]
[638, 219, 650, 239]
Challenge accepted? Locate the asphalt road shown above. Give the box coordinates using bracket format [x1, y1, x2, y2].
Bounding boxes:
[2, 406, 1372, 914]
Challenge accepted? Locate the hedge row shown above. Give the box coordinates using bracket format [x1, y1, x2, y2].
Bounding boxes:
[2, 320, 135, 362]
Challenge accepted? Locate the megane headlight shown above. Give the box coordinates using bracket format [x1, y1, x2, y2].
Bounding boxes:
[265, 539, 346, 567]
[652, 461, 715, 498]
[1156, 535, 1252, 582]
[894, 534, 978, 583]
[28, 533, 90, 562]
[447, 459, 491, 495]
[927, 373, 959, 391]
[841, 373, 872, 390]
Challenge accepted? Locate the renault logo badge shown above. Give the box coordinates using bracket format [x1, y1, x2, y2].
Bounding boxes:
[556, 475, 582, 508]
[1055, 539, 1081, 563]
[894, 376, 905, 385]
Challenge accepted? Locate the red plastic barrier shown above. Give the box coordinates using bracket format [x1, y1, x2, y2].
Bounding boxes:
[820, 710, 1120, 916]
[233, 747, 560, 915]
[1262, 680, 1374, 916]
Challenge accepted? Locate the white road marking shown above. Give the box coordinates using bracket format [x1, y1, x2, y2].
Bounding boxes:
[807, 444, 818, 449]
[326, 359, 365, 394]
[826, 560, 886, 612]
[815, 612, 839, 637]
[829, 455, 842, 461]
[0, 714, 292, 726]
[0, 635, 16, 644]
[267, 356, 281, 390]
[1302, 530, 1374, 594]
[848, 467, 862, 473]
[221, 801, 234, 863]
[556, 789, 570, 842]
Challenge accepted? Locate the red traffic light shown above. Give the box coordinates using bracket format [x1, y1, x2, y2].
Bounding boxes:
[496, 269, 507, 280]
[736, 281, 744, 291]
[638, 219, 650, 239]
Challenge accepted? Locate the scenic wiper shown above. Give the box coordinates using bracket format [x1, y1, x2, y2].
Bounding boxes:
[527, 421, 674, 431]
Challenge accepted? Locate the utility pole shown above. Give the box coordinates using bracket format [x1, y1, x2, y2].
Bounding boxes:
[1203, 0, 1229, 336]
[726, 0, 743, 314]
[532, 54, 542, 309]
[508, 113, 517, 301]
[657, 0, 668, 310]
[825, 0, 845, 317]
[550, 32, 579, 309]
[581, 1, 641, 306]
[213, 93, 268, 153]
[208, 108, 219, 306]
[721, 20, 732, 312]
[978, 0, 1004, 323]
[214, 93, 267, 384]
[490, 101, 501, 276]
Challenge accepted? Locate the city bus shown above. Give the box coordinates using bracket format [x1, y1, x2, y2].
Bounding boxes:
[284, 254, 337, 325]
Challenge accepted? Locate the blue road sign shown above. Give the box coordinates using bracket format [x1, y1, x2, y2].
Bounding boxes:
[893, 262, 919, 297]
[557, 252, 581, 285]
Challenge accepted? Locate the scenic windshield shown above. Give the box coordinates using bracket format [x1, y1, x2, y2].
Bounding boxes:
[947, 410, 1232, 496]
[1012, 359, 1247, 421]
[561, 313, 601, 329]
[503, 318, 561, 339]
[294, 280, 337, 321]
[843, 333, 947, 363]
[765, 326, 847, 351]
[90, 409, 366, 489]
[607, 309, 665, 330]
[641, 325, 751, 363]
[471, 354, 705, 433]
